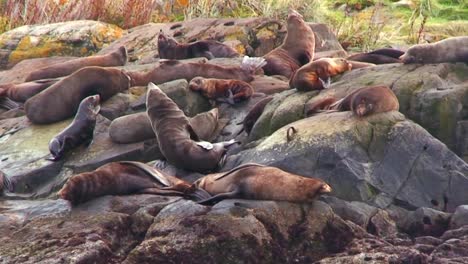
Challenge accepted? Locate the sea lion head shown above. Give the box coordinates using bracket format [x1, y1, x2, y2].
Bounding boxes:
[399, 47, 424, 64]
[353, 98, 373, 117]
[306, 181, 332, 201]
[288, 9, 304, 24]
[114, 45, 128, 65]
[333, 58, 353, 71]
[158, 30, 178, 50]
[188, 77, 204, 91]
[80, 94, 101, 119]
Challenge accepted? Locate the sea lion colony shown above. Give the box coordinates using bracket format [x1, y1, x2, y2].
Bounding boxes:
[0, 10, 464, 206]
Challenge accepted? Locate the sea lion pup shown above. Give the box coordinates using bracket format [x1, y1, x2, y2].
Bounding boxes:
[368, 48, 405, 59]
[24, 46, 128, 82]
[346, 53, 402, 64]
[237, 96, 274, 135]
[58, 161, 194, 205]
[189, 77, 254, 105]
[126, 56, 266, 86]
[48, 95, 100, 161]
[192, 163, 332, 205]
[146, 82, 238, 173]
[290, 58, 352, 91]
[158, 30, 239, 60]
[400, 36, 468, 64]
[333, 85, 399, 117]
[25, 66, 131, 124]
[262, 9, 315, 79]
[0, 78, 59, 102]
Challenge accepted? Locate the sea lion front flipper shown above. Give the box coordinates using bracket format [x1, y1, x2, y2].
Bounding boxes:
[197, 189, 239, 205]
[319, 77, 331, 89]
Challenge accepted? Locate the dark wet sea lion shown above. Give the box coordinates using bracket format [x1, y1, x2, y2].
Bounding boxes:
[290, 58, 352, 91]
[262, 10, 315, 79]
[48, 95, 100, 161]
[25, 46, 128, 82]
[58, 161, 193, 205]
[25, 66, 131, 124]
[126, 56, 266, 86]
[400, 36, 468, 64]
[192, 163, 332, 205]
[239, 96, 273, 135]
[346, 53, 401, 64]
[146, 82, 238, 173]
[189, 77, 254, 105]
[109, 108, 224, 144]
[158, 30, 239, 60]
[0, 78, 59, 102]
[335, 85, 399, 117]
[368, 48, 404, 59]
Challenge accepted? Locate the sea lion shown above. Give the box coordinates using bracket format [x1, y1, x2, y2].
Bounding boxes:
[189, 77, 254, 105]
[109, 108, 224, 144]
[158, 30, 239, 60]
[334, 85, 399, 117]
[368, 48, 405, 59]
[48, 95, 101, 161]
[0, 78, 59, 102]
[290, 58, 352, 91]
[347, 60, 376, 69]
[58, 161, 195, 205]
[304, 96, 337, 116]
[25, 46, 128, 82]
[346, 53, 401, 64]
[239, 96, 273, 135]
[192, 163, 332, 205]
[262, 10, 315, 79]
[146, 82, 238, 173]
[25, 66, 131, 124]
[126, 56, 266, 86]
[400, 36, 468, 64]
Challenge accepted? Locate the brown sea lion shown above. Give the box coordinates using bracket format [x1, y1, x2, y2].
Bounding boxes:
[347, 60, 376, 69]
[0, 78, 59, 102]
[346, 53, 402, 64]
[189, 77, 254, 105]
[290, 58, 352, 91]
[58, 161, 195, 205]
[262, 10, 315, 79]
[334, 85, 399, 117]
[400, 36, 468, 64]
[25, 66, 131, 124]
[304, 96, 338, 116]
[368, 48, 404, 59]
[48, 95, 100, 161]
[126, 56, 266, 86]
[239, 96, 273, 135]
[146, 82, 238, 173]
[192, 163, 332, 205]
[25, 46, 128, 82]
[158, 30, 239, 60]
[109, 108, 224, 144]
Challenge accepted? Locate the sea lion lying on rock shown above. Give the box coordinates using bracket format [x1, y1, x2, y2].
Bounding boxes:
[48, 95, 101, 161]
[400, 36, 468, 64]
[189, 77, 254, 105]
[146, 83, 238, 173]
[347, 48, 404, 64]
[58, 161, 193, 205]
[262, 9, 315, 79]
[192, 163, 332, 205]
[0, 78, 59, 102]
[25, 46, 128, 82]
[158, 30, 239, 59]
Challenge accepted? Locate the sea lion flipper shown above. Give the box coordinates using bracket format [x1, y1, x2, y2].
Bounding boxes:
[137, 187, 184, 196]
[201, 51, 215, 60]
[187, 124, 201, 141]
[118, 161, 171, 187]
[197, 189, 239, 205]
[212, 163, 265, 181]
[186, 187, 213, 201]
[196, 141, 214, 150]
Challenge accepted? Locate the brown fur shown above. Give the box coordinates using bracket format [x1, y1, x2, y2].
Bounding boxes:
[346, 53, 401, 64]
[48, 95, 100, 161]
[290, 58, 352, 91]
[146, 83, 237, 173]
[25, 66, 131, 124]
[347, 60, 376, 69]
[58, 161, 192, 205]
[193, 163, 332, 205]
[0, 79, 58, 102]
[189, 77, 253, 104]
[304, 97, 338, 116]
[158, 31, 239, 60]
[25, 46, 128, 82]
[368, 48, 404, 59]
[337, 86, 399, 117]
[400, 36, 468, 64]
[262, 10, 316, 78]
[241, 96, 273, 134]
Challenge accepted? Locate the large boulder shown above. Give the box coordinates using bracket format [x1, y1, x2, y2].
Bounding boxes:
[0, 20, 124, 69]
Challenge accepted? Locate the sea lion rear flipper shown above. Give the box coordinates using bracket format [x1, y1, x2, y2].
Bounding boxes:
[186, 187, 213, 201]
[137, 187, 184, 196]
[201, 51, 215, 60]
[197, 190, 239, 205]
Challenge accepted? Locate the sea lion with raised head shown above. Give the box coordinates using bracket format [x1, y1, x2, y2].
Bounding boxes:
[146, 82, 238, 173]
[58, 161, 195, 205]
[189, 77, 254, 105]
[262, 10, 316, 79]
[25, 66, 131, 124]
[290, 58, 352, 91]
[192, 163, 332, 205]
[48, 95, 100, 161]
[0, 78, 59, 102]
[158, 30, 239, 60]
[25, 46, 128, 82]
[400, 36, 468, 64]
[126, 56, 266, 86]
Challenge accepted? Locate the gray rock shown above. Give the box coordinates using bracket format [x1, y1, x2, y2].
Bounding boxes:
[450, 205, 468, 229]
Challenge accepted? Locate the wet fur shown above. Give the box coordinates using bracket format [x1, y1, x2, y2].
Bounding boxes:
[189, 77, 254, 104]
